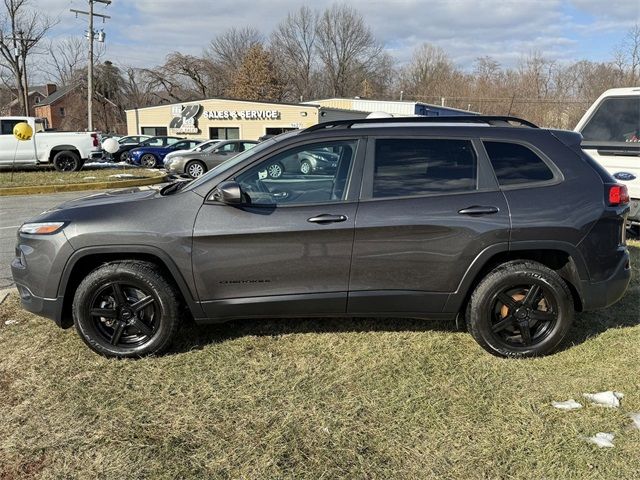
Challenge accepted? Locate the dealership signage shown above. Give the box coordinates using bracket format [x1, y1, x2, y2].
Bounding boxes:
[169, 104, 201, 134]
[203, 110, 281, 121]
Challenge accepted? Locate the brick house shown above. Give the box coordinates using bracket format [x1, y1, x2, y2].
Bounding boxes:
[1, 84, 58, 116]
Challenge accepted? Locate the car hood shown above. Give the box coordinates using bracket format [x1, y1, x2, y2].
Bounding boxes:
[46, 187, 160, 212]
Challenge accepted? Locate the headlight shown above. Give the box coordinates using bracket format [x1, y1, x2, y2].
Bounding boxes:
[19, 222, 66, 235]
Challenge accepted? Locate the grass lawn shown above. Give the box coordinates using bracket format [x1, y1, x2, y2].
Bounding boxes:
[1, 243, 639, 479]
[0, 166, 160, 188]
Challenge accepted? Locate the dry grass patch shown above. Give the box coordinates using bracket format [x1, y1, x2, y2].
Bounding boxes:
[0, 166, 160, 188]
[0, 243, 639, 479]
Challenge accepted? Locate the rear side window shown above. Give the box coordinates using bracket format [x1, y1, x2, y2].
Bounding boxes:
[581, 96, 640, 143]
[373, 139, 477, 198]
[484, 141, 554, 186]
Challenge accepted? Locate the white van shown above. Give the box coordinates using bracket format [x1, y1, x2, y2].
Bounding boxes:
[575, 87, 640, 225]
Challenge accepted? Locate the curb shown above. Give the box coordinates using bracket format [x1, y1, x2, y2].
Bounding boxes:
[0, 174, 168, 196]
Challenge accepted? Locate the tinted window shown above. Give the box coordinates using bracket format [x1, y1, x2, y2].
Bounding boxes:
[217, 143, 238, 153]
[484, 141, 554, 186]
[581, 96, 640, 143]
[1, 119, 22, 135]
[143, 137, 163, 146]
[235, 140, 357, 205]
[243, 142, 257, 151]
[372, 139, 477, 198]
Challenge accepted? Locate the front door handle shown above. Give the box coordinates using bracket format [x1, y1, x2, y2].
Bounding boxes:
[307, 214, 348, 224]
[458, 206, 499, 215]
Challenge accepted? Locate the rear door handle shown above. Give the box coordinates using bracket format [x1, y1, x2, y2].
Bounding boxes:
[458, 206, 499, 215]
[307, 214, 348, 224]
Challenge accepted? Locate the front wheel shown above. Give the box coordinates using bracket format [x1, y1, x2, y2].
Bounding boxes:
[300, 160, 312, 175]
[120, 151, 131, 163]
[185, 160, 207, 178]
[267, 162, 283, 179]
[140, 154, 157, 168]
[73, 261, 181, 358]
[466, 260, 574, 358]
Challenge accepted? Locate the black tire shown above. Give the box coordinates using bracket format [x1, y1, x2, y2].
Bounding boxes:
[267, 162, 284, 178]
[120, 151, 131, 163]
[140, 154, 158, 168]
[185, 160, 207, 178]
[300, 159, 312, 175]
[73, 261, 181, 358]
[466, 260, 574, 358]
[53, 150, 81, 172]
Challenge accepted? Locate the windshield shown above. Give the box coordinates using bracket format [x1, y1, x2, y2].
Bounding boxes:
[581, 96, 640, 144]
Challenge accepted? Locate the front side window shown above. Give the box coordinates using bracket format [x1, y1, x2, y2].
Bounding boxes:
[216, 143, 238, 153]
[235, 140, 358, 205]
[484, 141, 554, 186]
[372, 138, 477, 198]
[581, 96, 640, 143]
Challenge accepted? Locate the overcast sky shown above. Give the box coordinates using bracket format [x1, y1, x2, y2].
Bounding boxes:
[47, 0, 640, 69]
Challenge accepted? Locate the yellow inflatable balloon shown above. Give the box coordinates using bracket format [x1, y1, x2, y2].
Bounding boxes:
[13, 122, 33, 141]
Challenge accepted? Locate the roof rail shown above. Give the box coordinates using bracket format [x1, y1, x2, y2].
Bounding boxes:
[303, 115, 539, 133]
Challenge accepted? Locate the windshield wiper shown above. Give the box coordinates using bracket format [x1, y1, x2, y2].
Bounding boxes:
[161, 180, 192, 196]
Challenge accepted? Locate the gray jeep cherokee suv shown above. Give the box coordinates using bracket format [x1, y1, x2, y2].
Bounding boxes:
[11, 116, 631, 358]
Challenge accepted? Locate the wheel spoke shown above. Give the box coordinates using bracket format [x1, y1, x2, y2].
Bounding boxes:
[523, 285, 542, 307]
[492, 314, 516, 332]
[90, 308, 117, 318]
[111, 321, 126, 345]
[131, 295, 154, 313]
[529, 310, 556, 322]
[131, 317, 153, 337]
[518, 320, 532, 345]
[497, 292, 518, 310]
[112, 283, 127, 306]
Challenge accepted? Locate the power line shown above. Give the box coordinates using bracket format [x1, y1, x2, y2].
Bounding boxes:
[70, 0, 110, 131]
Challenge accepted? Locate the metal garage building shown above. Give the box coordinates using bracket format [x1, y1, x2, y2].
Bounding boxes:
[304, 98, 476, 117]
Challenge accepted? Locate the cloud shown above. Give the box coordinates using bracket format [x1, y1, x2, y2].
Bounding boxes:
[42, 0, 636, 71]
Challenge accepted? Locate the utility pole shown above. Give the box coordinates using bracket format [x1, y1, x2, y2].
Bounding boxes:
[71, 0, 110, 131]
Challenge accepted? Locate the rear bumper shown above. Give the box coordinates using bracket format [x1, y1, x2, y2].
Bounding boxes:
[580, 249, 631, 310]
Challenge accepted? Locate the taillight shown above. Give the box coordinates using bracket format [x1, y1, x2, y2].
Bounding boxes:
[91, 133, 99, 147]
[608, 184, 630, 206]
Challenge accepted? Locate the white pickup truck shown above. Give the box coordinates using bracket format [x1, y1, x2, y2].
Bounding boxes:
[575, 87, 640, 227]
[0, 116, 101, 171]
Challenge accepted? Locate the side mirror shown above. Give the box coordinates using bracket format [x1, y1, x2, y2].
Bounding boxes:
[214, 180, 242, 204]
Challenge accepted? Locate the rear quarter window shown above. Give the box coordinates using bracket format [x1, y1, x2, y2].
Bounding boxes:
[483, 141, 554, 186]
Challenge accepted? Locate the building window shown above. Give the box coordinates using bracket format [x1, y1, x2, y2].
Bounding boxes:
[265, 127, 296, 136]
[141, 126, 168, 136]
[209, 127, 239, 140]
[59, 107, 65, 117]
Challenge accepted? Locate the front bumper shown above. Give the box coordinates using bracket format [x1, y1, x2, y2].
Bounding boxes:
[580, 248, 632, 310]
[628, 198, 640, 223]
[13, 282, 66, 327]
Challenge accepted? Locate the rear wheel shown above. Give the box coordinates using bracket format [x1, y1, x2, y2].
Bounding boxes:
[466, 260, 574, 358]
[185, 160, 207, 178]
[300, 160, 312, 175]
[53, 150, 81, 172]
[140, 154, 157, 168]
[120, 151, 131, 163]
[73, 261, 181, 358]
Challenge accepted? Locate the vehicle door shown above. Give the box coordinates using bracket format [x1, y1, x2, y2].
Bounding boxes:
[192, 137, 365, 318]
[348, 135, 510, 315]
[0, 118, 35, 164]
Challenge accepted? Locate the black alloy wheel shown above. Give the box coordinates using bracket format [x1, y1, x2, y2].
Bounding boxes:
[466, 260, 574, 357]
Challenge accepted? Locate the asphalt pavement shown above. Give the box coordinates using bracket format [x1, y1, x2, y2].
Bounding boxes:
[0, 190, 103, 290]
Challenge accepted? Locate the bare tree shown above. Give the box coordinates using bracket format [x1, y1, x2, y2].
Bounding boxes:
[207, 27, 263, 70]
[44, 36, 105, 86]
[271, 6, 318, 101]
[316, 4, 383, 96]
[612, 23, 640, 83]
[0, 0, 56, 114]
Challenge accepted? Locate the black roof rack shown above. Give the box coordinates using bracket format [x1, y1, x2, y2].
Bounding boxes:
[303, 115, 539, 133]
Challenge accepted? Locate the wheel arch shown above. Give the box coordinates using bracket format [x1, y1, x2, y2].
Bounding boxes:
[49, 146, 81, 162]
[57, 246, 203, 328]
[445, 241, 587, 315]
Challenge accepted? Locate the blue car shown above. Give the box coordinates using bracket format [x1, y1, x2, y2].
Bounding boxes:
[129, 137, 203, 168]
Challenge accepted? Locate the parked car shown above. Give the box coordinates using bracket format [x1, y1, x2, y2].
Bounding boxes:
[12, 116, 631, 358]
[165, 140, 257, 178]
[163, 139, 221, 166]
[575, 87, 640, 232]
[103, 135, 152, 163]
[0, 116, 101, 171]
[266, 146, 340, 178]
[129, 138, 200, 168]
